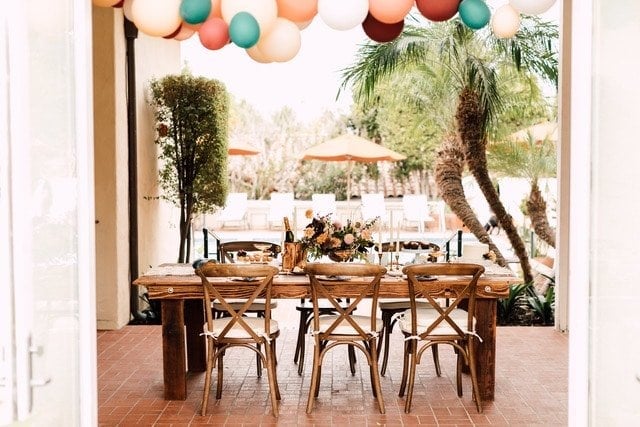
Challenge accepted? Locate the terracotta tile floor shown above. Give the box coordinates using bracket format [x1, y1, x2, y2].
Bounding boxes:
[98, 301, 567, 426]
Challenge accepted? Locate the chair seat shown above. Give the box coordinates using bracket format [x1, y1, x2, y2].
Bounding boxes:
[378, 300, 431, 311]
[204, 317, 279, 339]
[317, 315, 382, 335]
[213, 298, 277, 312]
[399, 308, 475, 337]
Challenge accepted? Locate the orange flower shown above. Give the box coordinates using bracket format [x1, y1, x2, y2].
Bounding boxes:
[305, 209, 313, 219]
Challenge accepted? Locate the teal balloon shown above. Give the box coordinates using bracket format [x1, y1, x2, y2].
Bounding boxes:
[229, 12, 260, 49]
[180, 0, 212, 25]
[459, 0, 491, 30]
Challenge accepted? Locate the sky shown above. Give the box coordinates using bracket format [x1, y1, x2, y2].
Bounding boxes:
[181, 2, 560, 122]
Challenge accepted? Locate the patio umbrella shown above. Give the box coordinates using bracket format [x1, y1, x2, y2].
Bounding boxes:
[228, 140, 260, 156]
[509, 121, 558, 143]
[301, 134, 406, 201]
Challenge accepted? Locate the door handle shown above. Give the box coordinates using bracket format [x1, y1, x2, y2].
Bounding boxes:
[28, 337, 51, 413]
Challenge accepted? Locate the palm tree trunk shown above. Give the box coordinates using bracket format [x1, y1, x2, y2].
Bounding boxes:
[435, 136, 507, 266]
[526, 182, 556, 248]
[456, 88, 533, 282]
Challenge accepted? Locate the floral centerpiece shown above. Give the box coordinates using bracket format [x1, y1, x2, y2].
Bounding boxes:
[299, 210, 377, 262]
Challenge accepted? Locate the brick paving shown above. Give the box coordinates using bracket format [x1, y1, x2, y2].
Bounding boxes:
[98, 300, 567, 426]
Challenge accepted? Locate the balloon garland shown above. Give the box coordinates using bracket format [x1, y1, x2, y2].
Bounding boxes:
[93, 0, 556, 63]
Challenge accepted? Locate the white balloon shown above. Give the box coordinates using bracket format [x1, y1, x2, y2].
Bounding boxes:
[255, 18, 301, 62]
[509, 0, 556, 15]
[318, 0, 368, 31]
[221, 0, 278, 34]
[491, 4, 521, 39]
[131, 0, 182, 37]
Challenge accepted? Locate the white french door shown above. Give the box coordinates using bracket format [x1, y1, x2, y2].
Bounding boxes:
[0, 1, 96, 425]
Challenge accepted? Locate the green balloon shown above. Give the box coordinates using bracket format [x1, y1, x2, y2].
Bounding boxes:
[180, 0, 212, 25]
[459, 0, 491, 30]
[229, 12, 260, 49]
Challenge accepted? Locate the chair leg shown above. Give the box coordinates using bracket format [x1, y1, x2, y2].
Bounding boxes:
[379, 311, 393, 376]
[404, 341, 418, 413]
[294, 310, 309, 364]
[271, 339, 281, 400]
[264, 340, 279, 417]
[468, 338, 483, 413]
[456, 346, 463, 397]
[399, 339, 410, 397]
[216, 351, 224, 400]
[200, 341, 214, 416]
[306, 337, 321, 414]
[369, 340, 385, 414]
[348, 344, 357, 375]
[432, 344, 442, 377]
[297, 314, 313, 376]
[256, 343, 262, 377]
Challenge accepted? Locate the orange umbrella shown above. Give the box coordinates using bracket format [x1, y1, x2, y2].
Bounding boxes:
[509, 121, 558, 143]
[228, 140, 259, 156]
[302, 134, 406, 201]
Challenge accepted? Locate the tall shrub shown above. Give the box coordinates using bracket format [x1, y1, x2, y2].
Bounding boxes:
[149, 72, 229, 262]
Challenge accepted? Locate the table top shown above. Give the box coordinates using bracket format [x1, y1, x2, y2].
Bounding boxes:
[134, 263, 520, 300]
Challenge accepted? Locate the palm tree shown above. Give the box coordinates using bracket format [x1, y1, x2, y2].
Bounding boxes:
[488, 135, 557, 247]
[341, 17, 558, 282]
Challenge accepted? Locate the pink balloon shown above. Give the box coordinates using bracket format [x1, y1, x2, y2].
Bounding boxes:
[198, 17, 229, 50]
[368, 0, 412, 24]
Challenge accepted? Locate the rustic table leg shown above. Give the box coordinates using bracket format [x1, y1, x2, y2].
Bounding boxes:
[184, 299, 206, 372]
[474, 299, 497, 401]
[161, 300, 187, 400]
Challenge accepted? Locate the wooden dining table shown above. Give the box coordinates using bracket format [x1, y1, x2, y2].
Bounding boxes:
[133, 263, 520, 401]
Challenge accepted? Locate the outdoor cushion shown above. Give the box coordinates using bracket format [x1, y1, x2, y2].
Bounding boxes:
[316, 315, 382, 335]
[399, 308, 476, 337]
[204, 317, 279, 339]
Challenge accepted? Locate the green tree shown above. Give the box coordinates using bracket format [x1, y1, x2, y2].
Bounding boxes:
[341, 17, 558, 282]
[149, 72, 229, 263]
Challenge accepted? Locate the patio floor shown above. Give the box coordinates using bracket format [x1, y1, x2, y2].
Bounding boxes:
[97, 300, 567, 426]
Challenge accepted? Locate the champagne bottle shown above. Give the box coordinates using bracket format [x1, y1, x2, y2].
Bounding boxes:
[283, 217, 295, 242]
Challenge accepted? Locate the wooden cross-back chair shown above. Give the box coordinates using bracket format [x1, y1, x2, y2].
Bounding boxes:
[399, 263, 485, 414]
[195, 262, 281, 417]
[304, 263, 387, 414]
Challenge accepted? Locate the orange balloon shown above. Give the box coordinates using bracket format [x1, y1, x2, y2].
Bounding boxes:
[276, 0, 317, 22]
[210, 0, 222, 18]
[368, 0, 412, 24]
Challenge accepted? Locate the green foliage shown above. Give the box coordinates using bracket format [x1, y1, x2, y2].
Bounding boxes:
[526, 284, 555, 325]
[149, 71, 229, 261]
[498, 282, 532, 325]
[294, 162, 348, 200]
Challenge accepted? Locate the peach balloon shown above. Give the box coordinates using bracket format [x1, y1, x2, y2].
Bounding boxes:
[123, 0, 136, 21]
[198, 16, 230, 50]
[296, 18, 313, 30]
[276, 0, 317, 22]
[210, 0, 222, 18]
[131, 0, 182, 37]
[368, 0, 413, 24]
[256, 18, 301, 62]
[174, 25, 196, 41]
[247, 45, 273, 63]
[509, 0, 556, 15]
[491, 4, 520, 39]
[93, 0, 121, 7]
[221, 0, 278, 35]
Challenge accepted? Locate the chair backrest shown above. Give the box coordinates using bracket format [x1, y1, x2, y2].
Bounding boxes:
[402, 194, 430, 222]
[219, 241, 281, 263]
[219, 192, 248, 221]
[311, 193, 336, 218]
[196, 263, 279, 341]
[402, 263, 484, 339]
[305, 263, 386, 339]
[360, 193, 387, 222]
[268, 192, 294, 223]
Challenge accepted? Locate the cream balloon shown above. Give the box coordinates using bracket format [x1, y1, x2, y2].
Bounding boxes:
[131, 0, 182, 37]
[93, 0, 121, 7]
[246, 45, 273, 63]
[318, 0, 368, 31]
[491, 4, 520, 39]
[509, 0, 556, 15]
[123, 0, 136, 21]
[255, 17, 301, 62]
[220, 0, 278, 34]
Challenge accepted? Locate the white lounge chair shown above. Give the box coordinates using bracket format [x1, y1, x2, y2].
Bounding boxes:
[311, 193, 336, 218]
[217, 192, 249, 229]
[360, 193, 388, 224]
[268, 192, 295, 229]
[401, 194, 433, 233]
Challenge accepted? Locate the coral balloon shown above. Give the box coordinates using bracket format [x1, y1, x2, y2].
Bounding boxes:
[221, 0, 278, 34]
[509, 0, 556, 15]
[491, 4, 520, 39]
[318, 0, 368, 31]
[276, 0, 317, 22]
[131, 0, 182, 37]
[229, 12, 260, 48]
[255, 18, 301, 62]
[247, 45, 272, 63]
[368, 0, 412, 24]
[180, 0, 212, 25]
[362, 13, 404, 43]
[415, 0, 460, 22]
[458, 0, 490, 30]
[198, 16, 229, 49]
[93, 0, 121, 7]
